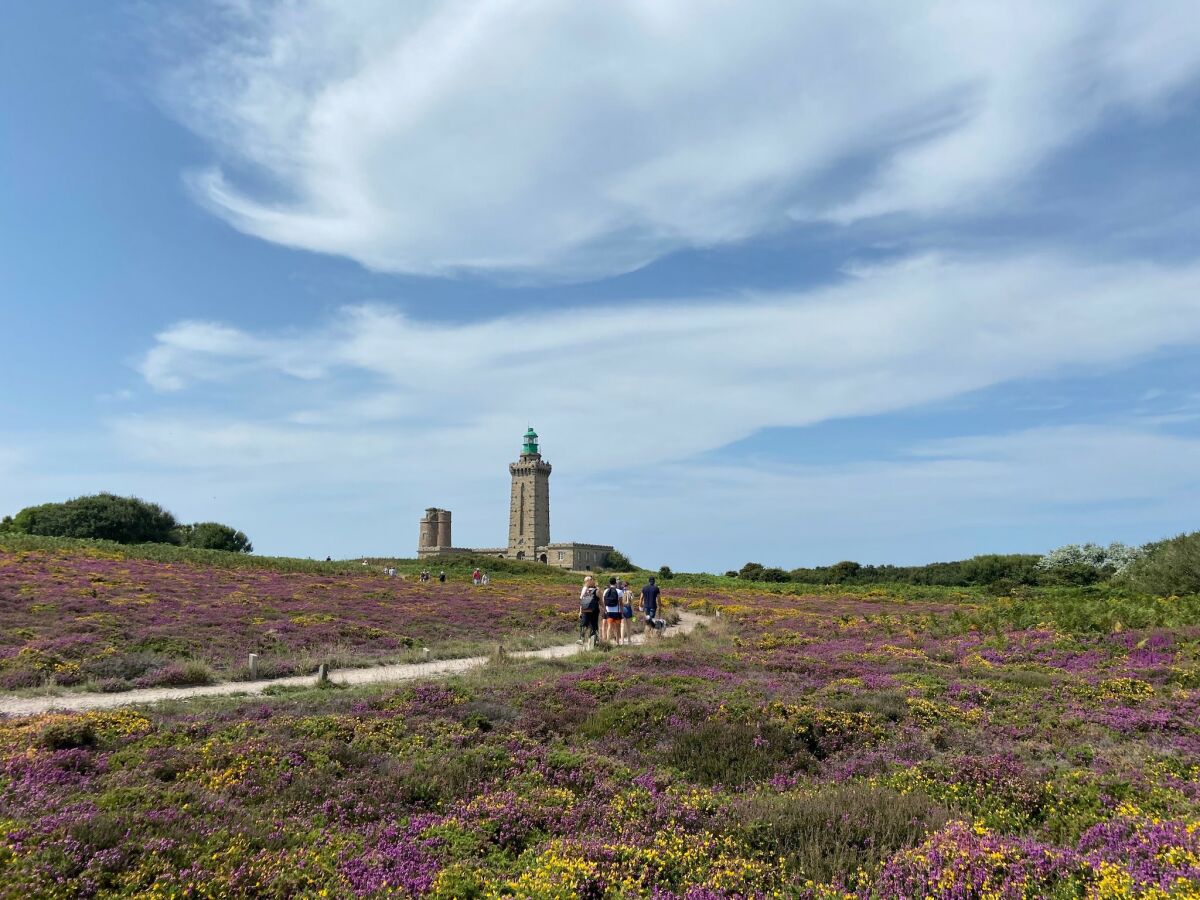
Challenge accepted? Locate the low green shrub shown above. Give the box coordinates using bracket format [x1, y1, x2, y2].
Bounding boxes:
[37, 719, 97, 750]
[134, 661, 214, 689]
[738, 784, 952, 884]
[667, 720, 815, 786]
[80, 651, 171, 683]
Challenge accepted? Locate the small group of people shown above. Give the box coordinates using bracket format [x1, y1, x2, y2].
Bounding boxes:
[577, 575, 662, 646]
[471, 568, 491, 586]
[419, 570, 447, 584]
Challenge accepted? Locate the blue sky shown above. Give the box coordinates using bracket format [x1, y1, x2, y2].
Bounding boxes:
[3, 1, 1200, 571]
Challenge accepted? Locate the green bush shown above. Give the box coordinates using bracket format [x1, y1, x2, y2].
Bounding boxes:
[11, 493, 179, 545]
[80, 651, 171, 683]
[134, 661, 214, 688]
[1119, 531, 1200, 596]
[667, 720, 814, 786]
[37, 719, 98, 750]
[175, 522, 253, 553]
[602, 548, 633, 570]
[738, 784, 952, 884]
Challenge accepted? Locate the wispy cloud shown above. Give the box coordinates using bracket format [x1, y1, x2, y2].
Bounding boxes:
[157, 1, 1200, 279]
[125, 252, 1200, 479]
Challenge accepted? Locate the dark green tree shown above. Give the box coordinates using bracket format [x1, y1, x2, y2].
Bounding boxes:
[603, 548, 633, 570]
[1119, 531, 1200, 596]
[658, 565, 674, 580]
[828, 560, 862, 583]
[11, 493, 178, 544]
[739, 562, 765, 581]
[175, 522, 253, 554]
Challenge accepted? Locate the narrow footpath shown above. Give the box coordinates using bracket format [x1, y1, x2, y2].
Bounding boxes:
[0, 611, 708, 717]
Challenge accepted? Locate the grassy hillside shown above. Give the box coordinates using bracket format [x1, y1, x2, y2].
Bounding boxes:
[0, 543, 608, 692]
[1, 554, 1199, 896]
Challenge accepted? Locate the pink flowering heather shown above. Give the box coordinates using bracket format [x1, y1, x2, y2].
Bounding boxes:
[1, 558, 1198, 896]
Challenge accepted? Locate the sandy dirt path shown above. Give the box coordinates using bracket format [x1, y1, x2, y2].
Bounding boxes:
[0, 611, 707, 717]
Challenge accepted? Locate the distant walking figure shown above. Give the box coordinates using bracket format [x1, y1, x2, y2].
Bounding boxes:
[438, 570, 446, 584]
[578, 575, 600, 645]
[481, 572, 490, 585]
[641, 577, 662, 635]
[472, 568, 482, 586]
[602, 577, 622, 645]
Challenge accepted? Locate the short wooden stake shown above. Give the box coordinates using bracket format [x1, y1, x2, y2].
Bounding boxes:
[248, 653, 259, 680]
[317, 663, 328, 684]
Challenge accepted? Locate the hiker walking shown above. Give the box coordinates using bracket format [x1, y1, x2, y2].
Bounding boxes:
[641, 576, 662, 636]
[578, 575, 600, 645]
[619, 580, 635, 645]
[472, 567, 482, 585]
[438, 570, 446, 584]
[602, 577, 623, 645]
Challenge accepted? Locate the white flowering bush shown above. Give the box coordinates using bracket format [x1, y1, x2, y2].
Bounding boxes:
[1036, 542, 1146, 582]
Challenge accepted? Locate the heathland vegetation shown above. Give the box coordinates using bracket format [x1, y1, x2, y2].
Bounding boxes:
[0, 538, 1197, 897]
[2, 528, 1200, 897]
[1, 523, 1198, 896]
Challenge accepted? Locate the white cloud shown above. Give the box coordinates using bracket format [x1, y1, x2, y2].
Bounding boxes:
[101, 250, 1200, 563]
[160, 0, 1200, 278]
[127, 252, 1200, 476]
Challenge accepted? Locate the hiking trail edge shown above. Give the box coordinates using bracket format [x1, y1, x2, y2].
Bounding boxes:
[0, 611, 708, 716]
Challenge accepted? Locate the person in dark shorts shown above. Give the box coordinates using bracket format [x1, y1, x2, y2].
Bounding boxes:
[602, 577, 622, 644]
[641, 577, 662, 634]
[578, 575, 600, 645]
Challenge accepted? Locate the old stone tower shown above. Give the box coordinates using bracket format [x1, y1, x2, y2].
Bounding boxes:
[507, 427, 551, 560]
[416, 427, 613, 569]
[418, 508, 452, 553]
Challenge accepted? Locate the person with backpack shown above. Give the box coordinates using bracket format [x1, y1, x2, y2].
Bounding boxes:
[641, 576, 662, 635]
[602, 577, 623, 645]
[578, 575, 601, 645]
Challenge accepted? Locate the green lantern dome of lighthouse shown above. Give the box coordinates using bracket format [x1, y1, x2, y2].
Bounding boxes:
[522, 427, 539, 455]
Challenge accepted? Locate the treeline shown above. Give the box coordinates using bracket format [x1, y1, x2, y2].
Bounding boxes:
[732, 554, 1041, 588]
[733, 532, 1200, 597]
[0, 493, 252, 553]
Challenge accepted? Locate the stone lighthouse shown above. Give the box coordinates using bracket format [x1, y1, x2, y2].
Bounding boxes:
[507, 427, 551, 560]
[415, 427, 612, 568]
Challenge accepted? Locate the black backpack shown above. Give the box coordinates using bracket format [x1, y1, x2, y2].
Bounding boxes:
[581, 587, 599, 611]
